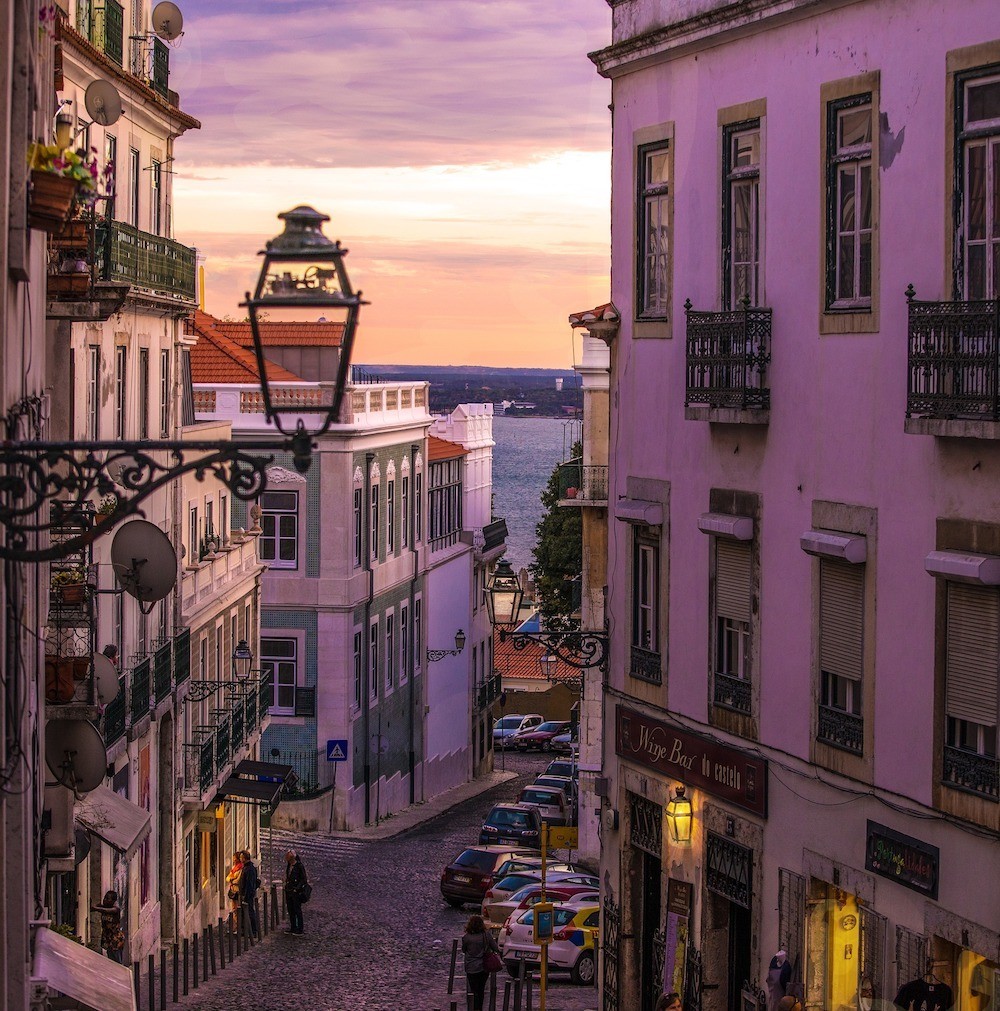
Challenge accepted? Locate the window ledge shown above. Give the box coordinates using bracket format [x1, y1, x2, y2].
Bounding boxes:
[685, 405, 769, 425]
[905, 416, 1000, 440]
[633, 319, 671, 340]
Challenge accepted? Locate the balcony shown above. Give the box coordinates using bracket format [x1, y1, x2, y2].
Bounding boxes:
[96, 220, 197, 305]
[153, 640, 172, 705]
[684, 300, 771, 423]
[558, 461, 608, 507]
[477, 673, 503, 711]
[817, 704, 863, 755]
[905, 289, 1000, 438]
[942, 745, 999, 800]
[629, 645, 662, 685]
[713, 671, 751, 714]
[45, 217, 130, 322]
[129, 657, 151, 729]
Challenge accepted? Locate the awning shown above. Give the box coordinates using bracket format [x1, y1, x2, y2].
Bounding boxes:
[218, 759, 294, 807]
[925, 549, 1000, 585]
[76, 784, 151, 862]
[33, 926, 136, 1011]
[800, 529, 867, 564]
[614, 498, 663, 526]
[698, 512, 754, 541]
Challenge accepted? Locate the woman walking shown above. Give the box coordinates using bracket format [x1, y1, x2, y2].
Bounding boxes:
[91, 890, 124, 963]
[461, 913, 500, 1011]
[225, 852, 244, 934]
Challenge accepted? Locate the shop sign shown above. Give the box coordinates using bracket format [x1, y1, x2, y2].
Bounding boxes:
[196, 810, 216, 832]
[615, 706, 768, 817]
[663, 879, 692, 997]
[865, 821, 939, 899]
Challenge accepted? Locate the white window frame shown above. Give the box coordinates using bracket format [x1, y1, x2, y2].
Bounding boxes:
[631, 535, 659, 652]
[353, 631, 362, 710]
[259, 490, 299, 569]
[114, 346, 127, 439]
[150, 159, 162, 235]
[716, 616, 751, 680]
[87, 346, 100, 439]
[400, 604, 409, 683]
[724, 122, 761, 309]
[414, 597, 422, 674]
[138, 347, 149, 439]
[401, 475, 409, 548]
[159, 348, 169, 436]
[638, 141, 671, 319]
[129, 147, 140, 228]
[262, 636, 297, 715]
[961, 73, 1000, 299]
[385, 612, 394, 690]
[370, 483, 379, 561]
[369, 619, 379, 700]
[353, 486, 363, 567]
[387, 479, 395, 554]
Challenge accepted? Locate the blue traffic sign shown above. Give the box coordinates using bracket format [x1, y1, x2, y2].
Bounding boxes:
[326, 739, 349, 762]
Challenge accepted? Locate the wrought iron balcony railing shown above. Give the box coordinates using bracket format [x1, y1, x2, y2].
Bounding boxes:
[629, 645, 662, 685]
[174, 628, 191, 685]
[943, 744, 999, 800]
[685, 299, 772, 411]
[130, 658, 151, 725]
[906, 287, 1000, 421]
[153, 641, 172, 703]
[817, 704, 863, 754]
[558, 461, 609, 504]
[477, 673, 502, 711]
[103, 677, 127, 746]
[713, 671, 751, 714]
[96, 220, 197, 303]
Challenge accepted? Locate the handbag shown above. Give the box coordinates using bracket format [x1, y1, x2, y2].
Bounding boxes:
[300, 881, 313, 904]
[484, 944, 503, 974]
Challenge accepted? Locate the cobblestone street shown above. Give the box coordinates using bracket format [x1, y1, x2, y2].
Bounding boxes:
[176, 753, 599, 1011]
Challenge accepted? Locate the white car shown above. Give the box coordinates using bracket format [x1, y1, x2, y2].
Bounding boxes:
[493, 714, 543, 748]
[517, 784, 570, 827]
[500, 901, 601, 985]
[485, 880, 598, 931]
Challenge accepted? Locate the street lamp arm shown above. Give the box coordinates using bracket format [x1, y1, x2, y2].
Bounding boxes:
[498, 628, 608, 674]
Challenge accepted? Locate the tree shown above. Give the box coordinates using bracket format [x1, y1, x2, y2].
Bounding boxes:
[530, 443, 582, 629]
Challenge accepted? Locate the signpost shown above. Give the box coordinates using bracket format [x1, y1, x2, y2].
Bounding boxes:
[325, 740, 348, 832]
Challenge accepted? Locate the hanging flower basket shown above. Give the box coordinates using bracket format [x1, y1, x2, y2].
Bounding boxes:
[27, 170, 78, 232]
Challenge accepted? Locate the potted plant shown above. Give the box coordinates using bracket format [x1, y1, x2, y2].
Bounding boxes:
[95, 494, 118, 525]
[51, 566, 87, 604]
[27, 142, 102, 232]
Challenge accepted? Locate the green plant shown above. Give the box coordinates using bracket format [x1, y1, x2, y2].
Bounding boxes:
[29, 143, 101, 192]
[51, 566, 86, 586]
[96, 494, 117, 516]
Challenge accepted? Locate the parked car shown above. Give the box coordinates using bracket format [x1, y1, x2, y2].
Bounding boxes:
[440, 845, 536, 908]
[517, 784, 570, 826]
[493, 714, 543, 748]
[543, 759, 578, 780]
[500, 902, 600, 985]
[479, 803, 543, 847]
[512, 720, 572, 752]
[535, 774, 578, 808]
[485, 883, 599, 932]
[488, 856, 581, 887]
[483, 870, 599, 915]
[551, 729, 578, 754]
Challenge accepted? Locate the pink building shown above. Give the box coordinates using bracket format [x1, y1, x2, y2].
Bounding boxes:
[591, 3, 1000, 1011]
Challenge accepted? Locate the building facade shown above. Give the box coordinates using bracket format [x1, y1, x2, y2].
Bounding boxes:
[592, 3, 1000, 1011]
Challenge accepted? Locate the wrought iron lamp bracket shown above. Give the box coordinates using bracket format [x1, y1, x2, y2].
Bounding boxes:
[184, 681, 224, 704]
[426, 647, 463, 663]
[498, 627, 608, 675]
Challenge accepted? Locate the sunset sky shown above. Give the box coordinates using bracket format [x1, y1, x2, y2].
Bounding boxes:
[171, 0, 611, 369]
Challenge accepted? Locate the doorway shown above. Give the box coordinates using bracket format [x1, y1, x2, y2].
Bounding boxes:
[641, 851, 663, 1011]
[728, 900, 752, 1011]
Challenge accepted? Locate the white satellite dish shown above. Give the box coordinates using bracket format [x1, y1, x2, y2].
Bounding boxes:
[84, 79, 122, 127]
[45, 719, 106, 794]
[152, 1, 184, 41]
[91, 652, 120, 706]
[110, 521, 177, 613]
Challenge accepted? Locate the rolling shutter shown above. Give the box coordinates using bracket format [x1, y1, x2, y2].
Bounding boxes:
[820, 560, 864, 681]
[717, 540, 751, 623]
[946, 582, 1000, 724]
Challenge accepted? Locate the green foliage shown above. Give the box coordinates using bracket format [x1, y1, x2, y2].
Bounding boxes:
[530, 443, 582, 629]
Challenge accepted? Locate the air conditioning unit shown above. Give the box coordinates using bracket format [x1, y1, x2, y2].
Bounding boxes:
[603, 807, 619, 833]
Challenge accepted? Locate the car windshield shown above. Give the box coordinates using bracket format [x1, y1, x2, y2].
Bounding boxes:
[494, 874, 539, 892]
[521, 789, 562, 805]
[489, 809, 533, 828]
[496, 717, 522, 730]
[454, 849, 497, 871]
[521, 907, 576, 926]
[536, 722, 566, 733]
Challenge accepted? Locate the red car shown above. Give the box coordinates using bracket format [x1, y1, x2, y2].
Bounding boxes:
[513, 720, 572, 752]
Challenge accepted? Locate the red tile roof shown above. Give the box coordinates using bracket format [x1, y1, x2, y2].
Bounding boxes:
[186, 309, 301, 385]
[493, 629, 578, 683]
[213, 320, 344, 348]
[568, 302, 620, 328]
[427, 435, 469, 461]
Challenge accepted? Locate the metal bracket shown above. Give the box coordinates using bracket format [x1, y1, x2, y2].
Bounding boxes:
[498, 627, 608, 675]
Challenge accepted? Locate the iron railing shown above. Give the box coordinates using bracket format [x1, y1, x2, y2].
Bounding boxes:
[477, 673, 502, 711]
[685, 299, 772, 410]
[558, 461, 609, 503]
[130, 658, 150, 724]
[268, 748, 322, 796]
[713, 671, 751, 713]
[817, 704, 863, 754]
[943, 745, 999, 799]
[151, 38, 169, 96]
[629, 645, 661, 685]
[602, 897, 620, 1011]
[153, 641, 172, 703]
[96, 220, 197, 302]
[103, 0, 124, 66]
[103, 677, 127, 745]
[174, 628, 191, 684]
[906, 288, 1000, 421]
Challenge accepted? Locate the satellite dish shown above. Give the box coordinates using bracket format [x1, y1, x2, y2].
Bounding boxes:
[110, 521, 177, 613]
[74, 827, 92, 864]
[84, 79, 122, 127]
[91, 652, 120, 706]
[151, 1, 184, 41]
[45, 719, 106, 794]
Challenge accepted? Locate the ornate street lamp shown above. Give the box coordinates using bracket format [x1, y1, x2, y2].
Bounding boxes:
[539, 654, 559, 680]
[232, 639, 253, 680]
[427, 629, 466, 663]
[665, 785, 693, 844]
[485, 558, 523, 628]
[0, 206, 365, 562]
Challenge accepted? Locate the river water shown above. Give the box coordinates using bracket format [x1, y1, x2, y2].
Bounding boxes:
[490, 414, 580, 574]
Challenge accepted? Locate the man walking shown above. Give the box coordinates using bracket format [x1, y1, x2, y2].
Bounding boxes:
[240, 850, 260, 938]
[284, 850, 308, 935]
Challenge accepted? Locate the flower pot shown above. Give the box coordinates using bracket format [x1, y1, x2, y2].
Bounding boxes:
[48, 273, 90, 296]
[28, 171, 78, 232]
[56, 583, 86, 604]
[45, 657, 77, 704]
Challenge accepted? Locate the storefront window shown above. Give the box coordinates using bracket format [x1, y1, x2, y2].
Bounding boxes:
[925, 939, 998, 1011]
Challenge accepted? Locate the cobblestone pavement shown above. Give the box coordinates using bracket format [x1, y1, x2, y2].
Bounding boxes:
[175, 752, 598, 1011]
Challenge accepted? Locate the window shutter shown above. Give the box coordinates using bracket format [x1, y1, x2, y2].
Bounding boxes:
[778, 869, 806, 985]
[946, 583, 1000, 724]
[820, 560, 864, 681]
[859, 906, 887, 998]
[294, 686, 316, 718]
[894, 926, 928, 994]
[717, 540, 751, 622]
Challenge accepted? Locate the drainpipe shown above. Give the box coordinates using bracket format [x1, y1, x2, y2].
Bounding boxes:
[407, 442, 418, 804]
[362, 452, 374, 824]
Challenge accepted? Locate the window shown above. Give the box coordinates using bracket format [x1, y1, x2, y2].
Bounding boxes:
[387, 479, 395, 554]
[259, 490, 298, 568]
[199, 635, 207, 680]
[262, 637, 296, 714]
[105, 135, 117, 219]
[414, 598, 422, 673]
[353, 631, 362, 709]
[205, 498, 214, 545]
[369, 620, 379, 699]
[370, 484, 379, 561]
[385, 613, 394, 690]
[353, 487, 363, 567]
[956, 69, 1000, 298]
[188, 505, 198, 564]
[87, 346, 100, 439]
[138, 348, 149, 439]
[129, 147, 140, 227]
[723, 122, 761, 308]
[817, 559, 864, 754]
[429, 458, 463, 547]
[114, 346, 127, 438]
[150, 159, 162, 234]
[219, 493, 228, 544]
[159, 349, 169, 436]
[401, 476, 409, 548]
[825, 94, 873, 310]
[713, 540, 752, 713]
[400, 605, 409, 683]
[184, 831, 194, 905]
[415, 472, 423, 542]
[943, 582, 999, 798]
[630, 530, 661, 684]
[638, 141, 671, 319]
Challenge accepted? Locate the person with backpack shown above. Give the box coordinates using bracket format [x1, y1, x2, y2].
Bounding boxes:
[284, 850, 309, 935]
[239, 850, 260, 938]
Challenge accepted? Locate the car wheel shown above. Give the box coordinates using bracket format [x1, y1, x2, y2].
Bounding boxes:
[571, 951, 595, 986]
[541, 741, 551, 752]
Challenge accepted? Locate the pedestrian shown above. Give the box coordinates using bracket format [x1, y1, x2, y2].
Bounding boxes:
[284, 850, 308, 935]
[225, 852, 244, 934]
[240, 849, 260, 938]
[461, 913, 500, 1011]
[655, 994, 683, 1011]
[91, 889, 124, 963]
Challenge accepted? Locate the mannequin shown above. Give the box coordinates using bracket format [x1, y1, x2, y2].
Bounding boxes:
[768, 951, 794, 1011]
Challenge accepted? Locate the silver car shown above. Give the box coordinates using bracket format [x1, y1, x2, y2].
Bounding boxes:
[518, 784, 569, 827]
